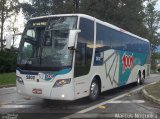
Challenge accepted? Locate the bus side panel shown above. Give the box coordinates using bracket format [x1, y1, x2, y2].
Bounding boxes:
[94, 49, 120, 91]
[118, 51, 148, 86]
[94, 49, 148, 92]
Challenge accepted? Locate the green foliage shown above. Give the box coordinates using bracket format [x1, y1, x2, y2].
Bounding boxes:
[0, 52, 17, 73]
[151, 52, 160, 70]
[152, 52, 160, 59]
[80, 0, 147, 37]
[20, 3, 35, 20]
[144, 0, 160, 52]
[0, 0, 20, 51]
[145, 81, 160, 99]
[0, 72, 16, 85]
[21, 0, 75, 18]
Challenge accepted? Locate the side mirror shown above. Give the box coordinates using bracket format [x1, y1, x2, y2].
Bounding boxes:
[68, 29, 81, 49]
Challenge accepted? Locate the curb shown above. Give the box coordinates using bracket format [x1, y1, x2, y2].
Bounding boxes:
[141, 88, 160, 105]
[0, 84, 16, 88]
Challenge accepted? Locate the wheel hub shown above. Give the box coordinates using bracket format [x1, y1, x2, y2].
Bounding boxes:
[90, 82, 98, 98]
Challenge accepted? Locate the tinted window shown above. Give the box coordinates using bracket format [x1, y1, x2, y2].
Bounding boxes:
[96, 23, 111, 51]
[74, 18, 94, 77]
[110, 29, 122, 50]
[96, 23, 122, 51]
[96, 23, 149, 54]
[122, 33, 149, 54]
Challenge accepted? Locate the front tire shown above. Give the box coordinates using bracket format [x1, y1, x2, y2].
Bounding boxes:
[89, 79, 99, 101]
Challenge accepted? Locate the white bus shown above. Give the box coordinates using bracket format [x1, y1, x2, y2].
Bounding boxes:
[16, 14, 150, 101]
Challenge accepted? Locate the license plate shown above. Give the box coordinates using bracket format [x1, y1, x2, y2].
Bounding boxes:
[32, 88, 42, 94]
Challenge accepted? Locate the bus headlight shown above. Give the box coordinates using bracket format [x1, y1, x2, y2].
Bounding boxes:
[53, 78, 71, 87]
[16, 76, 24, 85]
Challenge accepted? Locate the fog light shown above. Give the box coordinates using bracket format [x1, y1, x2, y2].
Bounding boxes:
[61, 94, 65, 98]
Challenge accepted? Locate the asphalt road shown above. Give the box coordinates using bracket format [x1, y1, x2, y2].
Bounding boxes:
[0, 74, 160, 119]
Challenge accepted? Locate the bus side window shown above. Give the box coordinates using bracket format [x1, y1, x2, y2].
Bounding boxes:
[74, 18, 94, 77]
[96, 23, 111, 50]
[110, 29, 122, 50]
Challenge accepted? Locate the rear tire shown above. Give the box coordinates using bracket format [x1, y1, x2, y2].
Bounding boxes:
[140, 73, 145, 85]
[89, 79, 99, 101]
[136, 73, 141, 85]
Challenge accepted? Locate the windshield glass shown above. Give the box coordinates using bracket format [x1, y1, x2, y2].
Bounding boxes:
[17, 16, 77, 71]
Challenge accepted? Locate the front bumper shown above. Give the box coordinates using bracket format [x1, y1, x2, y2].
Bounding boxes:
[16, 81, 75, 100]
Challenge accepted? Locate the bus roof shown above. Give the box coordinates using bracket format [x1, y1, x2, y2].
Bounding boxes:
[30, 14, 149, 43]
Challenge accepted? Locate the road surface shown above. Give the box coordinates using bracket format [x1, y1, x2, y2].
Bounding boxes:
[0, 74, 160, 119]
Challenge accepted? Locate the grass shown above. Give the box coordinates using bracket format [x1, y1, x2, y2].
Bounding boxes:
[0, 72, 16, 85]
[145, 81, 160, 99]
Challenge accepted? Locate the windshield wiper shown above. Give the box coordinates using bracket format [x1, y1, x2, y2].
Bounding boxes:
[24, 57, 34, 68]
[24, 57, 41, 68]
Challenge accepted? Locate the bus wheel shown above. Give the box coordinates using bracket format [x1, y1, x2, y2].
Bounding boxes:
[140, 72, 145, 85]
[89, 79, 99, 101]
[136, 73, 141, 85]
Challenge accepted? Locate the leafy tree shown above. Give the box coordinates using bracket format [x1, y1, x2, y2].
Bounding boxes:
[21, 0, 75, 18]
[80, 0, 119, 22]
[116, 0, 148, 36]
[20, 2, 35, 20]
[151, 52, 160, 70]
[7, 13, 19, 47]
[144, 0, 160, 52]
[0, 51, 17, 73]
[0, 0, 20, 51]
[80, 0, 147, 37]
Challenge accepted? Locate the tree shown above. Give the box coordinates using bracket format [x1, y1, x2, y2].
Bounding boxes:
[7, 13, 19, 47]
[73, 0, 80, 12]
[21, 0, 75, 18]
[0, 0, 20, 51]
[80, 0, 115, 19]
[115, 0, 148, 36]
[20, 2, 35, 20]
[144, 0, 160, 52]
[79, 0, 147, 36]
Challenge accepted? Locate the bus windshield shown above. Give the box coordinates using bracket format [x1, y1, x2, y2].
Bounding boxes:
[17, 16, 77, 71]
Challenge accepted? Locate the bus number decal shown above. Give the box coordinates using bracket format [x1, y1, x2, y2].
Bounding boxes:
[26, 75, 35, 80]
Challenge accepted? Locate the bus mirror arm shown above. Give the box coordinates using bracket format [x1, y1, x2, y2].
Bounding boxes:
[68, 29, 81, 49]
[68, 46, 76, 50]
[68, 46, 80, 53]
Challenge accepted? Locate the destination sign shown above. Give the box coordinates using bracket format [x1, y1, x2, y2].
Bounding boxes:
[32, 22, 47, 27]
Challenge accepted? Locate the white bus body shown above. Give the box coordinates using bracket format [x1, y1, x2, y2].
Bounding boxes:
[16, 14, 150, 100]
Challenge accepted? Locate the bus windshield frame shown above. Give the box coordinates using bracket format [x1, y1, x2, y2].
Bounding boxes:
[17, 16, 77, 71]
